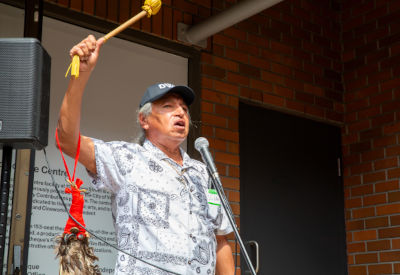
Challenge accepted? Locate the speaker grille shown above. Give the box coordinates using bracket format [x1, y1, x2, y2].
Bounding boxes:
[0, 38, 51, 149]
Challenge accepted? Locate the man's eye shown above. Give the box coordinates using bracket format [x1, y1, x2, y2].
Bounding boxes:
[163, 104, 172, 108]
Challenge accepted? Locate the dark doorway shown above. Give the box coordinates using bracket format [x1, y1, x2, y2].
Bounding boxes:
[239, 102, 347, 275]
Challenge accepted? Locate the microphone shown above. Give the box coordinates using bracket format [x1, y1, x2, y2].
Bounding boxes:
[194, 137, 218, 178]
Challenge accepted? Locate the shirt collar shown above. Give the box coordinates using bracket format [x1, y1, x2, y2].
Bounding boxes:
[143, 139, 193, 168]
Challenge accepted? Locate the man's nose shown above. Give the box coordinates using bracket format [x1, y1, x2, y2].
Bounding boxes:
[174, 105, 185, 116]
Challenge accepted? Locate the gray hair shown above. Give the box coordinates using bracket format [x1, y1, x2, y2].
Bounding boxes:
[134, 101, 192, 145]
[135, 102, 152, 145]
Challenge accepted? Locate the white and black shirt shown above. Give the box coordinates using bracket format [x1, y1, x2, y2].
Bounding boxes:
[88, 139, 233, 275]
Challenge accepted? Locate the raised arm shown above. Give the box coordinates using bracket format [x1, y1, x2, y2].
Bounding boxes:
[56, 35, 104, 174]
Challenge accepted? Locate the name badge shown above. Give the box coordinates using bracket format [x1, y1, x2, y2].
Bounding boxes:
[207, 189, 221, 206]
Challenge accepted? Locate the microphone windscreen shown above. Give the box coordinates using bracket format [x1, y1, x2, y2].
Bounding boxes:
[195, 137, 209, 152]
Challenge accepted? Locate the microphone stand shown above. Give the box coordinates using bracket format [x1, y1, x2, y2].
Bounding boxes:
[207, 168, 257, 275]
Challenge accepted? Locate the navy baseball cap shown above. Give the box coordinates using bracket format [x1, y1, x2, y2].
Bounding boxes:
[139, 83, 195, 108]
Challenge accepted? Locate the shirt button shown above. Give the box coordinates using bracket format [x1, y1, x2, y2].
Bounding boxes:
[189, 211, 192, 214]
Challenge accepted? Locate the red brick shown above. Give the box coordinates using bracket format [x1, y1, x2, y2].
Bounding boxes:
[202, 77, 213, 89]
[215, 104, 237, 118]
[228, 165, 239, 178]
[384, 122, 400, 134]
[228, 190, 240, 202]
[342, 134, 358, 146]
[363, 193, 387, 206]
[201, 113, 227, 128]
[261, 71, 285, 85]
[372, 113, 394, 128]
[389, 192, 400, 203]
[221, 176, 239, 190]
[374, 136, 397, 148]
[202, 125, 213, 137]
[348, 242, 366, 253]
[375, 180, 399, 193]
[83, 0, 94, 14]
[388, 168, 400, 179]
[367, 240, 391, 252]
[346, 197, 363, 208]
[213, 34, 236, 48]
[347, 220, 365, 231]
[263, 93, 285, 107]
[239, 64, 261, 78]
[162, 6, 172, 39]
[215, 128, 238, 142]
[353, 207, 375, 219]
[365, 217, 389, 229]
[225, 48, 248, 64]
[381, 78, 400, 92]
[379, 226, 400, 238]
[355, 252, 378, 264]
[347, 98, 369, 113]
[361, 149, 384, 162]
[95, 0, 107, 18]
[214, 56, 238, 72]
[248, 55, 269, 70]
[270, 40, 292, 55]
[395, 263, 400, 274]
[348, 125, 370, 140]
[344, 175, 361, 186]
[351, 184, 374, 196]
[202, 89, 226, 104]
[215, 151, 239, 166]
[202, 64, 226, 79]
[348, 265, 366, 275]
[392, 215, 400, 226]
[214, 81, 239, 96]
[226, 72, 249, 86]
[368, 263, 393, 275]
[238, 41, 259, 56]
[227, 96, 239, 108]
[271, 62, 292, 77]
[375, 157, 398, 170]
[380, 250, 400, 262]
[274, 86, 294, 98]
[250, 79, 273, 93]
[354, 230, 377, 241]
[240, 87, 262, 102]
[393, 238, 400, 249]
[304, 83, 324, 97]
[223, 27, 246, 41]
[350, 162, 373, 175]
[377, 203, 400, 216]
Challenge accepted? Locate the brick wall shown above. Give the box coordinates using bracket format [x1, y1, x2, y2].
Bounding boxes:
[43, 0, 400, 274]
[341, 1, 400, 274]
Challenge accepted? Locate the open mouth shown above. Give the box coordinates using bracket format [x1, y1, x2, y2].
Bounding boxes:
[174, 120, 186, 129]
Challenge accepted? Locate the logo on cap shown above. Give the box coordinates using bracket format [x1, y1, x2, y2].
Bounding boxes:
[158, 83, 175, 89]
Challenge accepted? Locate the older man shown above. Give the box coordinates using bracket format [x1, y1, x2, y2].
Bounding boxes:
[57, 35, 235, 274]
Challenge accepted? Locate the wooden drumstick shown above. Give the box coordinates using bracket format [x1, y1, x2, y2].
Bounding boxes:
[66, 0, 162, 78]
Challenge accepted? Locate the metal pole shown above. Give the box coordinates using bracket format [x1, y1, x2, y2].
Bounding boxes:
[0, 146, 13, 273]
[208, 168, 257, 275]
[183, 0, 284, 44]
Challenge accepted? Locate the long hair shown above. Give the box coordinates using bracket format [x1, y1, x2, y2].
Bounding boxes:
[55, 235, 101, 275]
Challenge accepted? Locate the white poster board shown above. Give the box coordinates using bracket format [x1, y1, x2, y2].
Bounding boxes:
[1, 4, 188, 274]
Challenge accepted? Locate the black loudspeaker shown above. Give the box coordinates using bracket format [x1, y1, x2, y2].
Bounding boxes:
[0, 38, 51, 149]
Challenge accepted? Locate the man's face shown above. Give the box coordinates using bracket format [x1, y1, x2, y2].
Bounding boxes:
[144, 93, 190, 144]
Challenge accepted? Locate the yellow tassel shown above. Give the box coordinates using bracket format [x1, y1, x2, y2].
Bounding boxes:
[142, 0, 162, 17]
[65, 55, 80, 78]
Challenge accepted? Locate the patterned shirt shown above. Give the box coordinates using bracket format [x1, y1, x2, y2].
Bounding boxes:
[88, 139, 233, 275]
